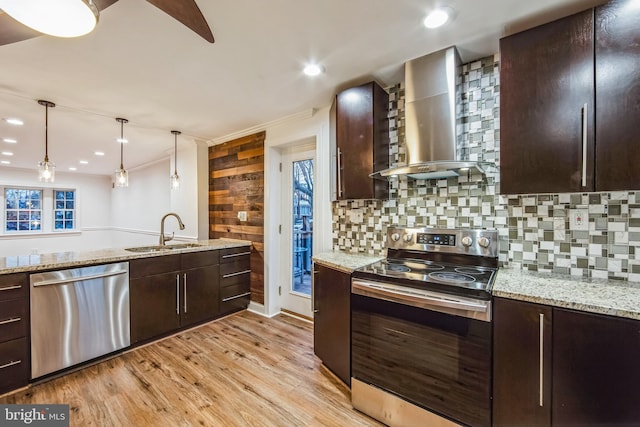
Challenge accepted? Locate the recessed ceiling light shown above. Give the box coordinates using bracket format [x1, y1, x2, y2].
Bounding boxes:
[94, 151, 105, 156]
[1, 160, 10, 165]
[303, 63, 324, 77]
[4, 118, 24, 126]
[3, 138, 17, 144]
[68, 167, 77, 171]
[116, 138, 128, 144]
[79, 160, 89, 164]
[424, 7, 451, 29]
[1, 151, 14, 156]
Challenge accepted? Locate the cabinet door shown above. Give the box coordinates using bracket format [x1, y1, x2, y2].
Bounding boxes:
[595, 0, 640, 190]
[500, 10, 594, 194]
[493, 298, 552, 426]
[313, 264, 350, 385]
[130, 272, 181, 344]
[336, 82, 389, 200]
[181, 265, 219, 327]
[552, 308, 640, 425]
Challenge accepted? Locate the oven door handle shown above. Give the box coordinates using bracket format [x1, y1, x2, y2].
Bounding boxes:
[352, 279, 490, 315]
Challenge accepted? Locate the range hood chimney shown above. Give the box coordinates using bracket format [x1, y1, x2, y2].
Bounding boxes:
[373, 46, 488, 180]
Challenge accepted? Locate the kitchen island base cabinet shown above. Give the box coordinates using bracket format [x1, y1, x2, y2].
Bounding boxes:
[493, 297, 640, 426]
[0, 273, 29, 395]
[312, 264, 350, 386]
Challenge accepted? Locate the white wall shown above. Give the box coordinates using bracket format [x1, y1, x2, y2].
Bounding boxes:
[0, 167, 112, 257]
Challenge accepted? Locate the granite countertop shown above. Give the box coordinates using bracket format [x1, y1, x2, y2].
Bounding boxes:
[494, 268, 640, 321]
[313, 251, 384, 274]
[0, 239, 251, 275]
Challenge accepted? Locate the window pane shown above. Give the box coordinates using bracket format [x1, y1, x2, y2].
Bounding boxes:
[65, 191, 74, 200]
[4, 188, 43, 233]
[18, 211, 28, 221]
[65, 211, 73, 220]
[6, 221, 17, 231]
[18, 221, 29, 230]
[56, 200, 64, 209]
[65, 221, 73, 229]
[65, 201, 74, 209]
[6, 211, 17, 220]
[55, 221, 63, 230]
[55, 191, 64, 200]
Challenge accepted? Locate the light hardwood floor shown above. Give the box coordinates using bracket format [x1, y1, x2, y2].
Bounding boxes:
[1, 311, 382, 426]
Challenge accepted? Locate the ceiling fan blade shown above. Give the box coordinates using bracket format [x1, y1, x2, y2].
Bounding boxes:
[0, 0, 119, 47]
[145, 0, 214, 43]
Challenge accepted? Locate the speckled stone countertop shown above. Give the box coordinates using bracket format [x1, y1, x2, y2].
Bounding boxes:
[494, 268, 640, 321]
[0, 239, 251, 275]
[312, 251, 383, 274]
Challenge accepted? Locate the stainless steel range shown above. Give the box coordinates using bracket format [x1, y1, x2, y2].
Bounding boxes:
[351, 227, 498, 427]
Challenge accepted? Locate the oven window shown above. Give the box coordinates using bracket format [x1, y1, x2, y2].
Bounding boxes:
[351, 294, 492, 427]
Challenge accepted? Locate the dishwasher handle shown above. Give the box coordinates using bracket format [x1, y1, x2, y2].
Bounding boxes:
[32, 269, 129, 287]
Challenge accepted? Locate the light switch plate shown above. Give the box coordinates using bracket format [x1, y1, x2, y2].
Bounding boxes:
[237, 211, 247, 222]
[569, 209, 589, 231]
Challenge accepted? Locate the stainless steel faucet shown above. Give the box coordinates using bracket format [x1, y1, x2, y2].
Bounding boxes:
[159, 212, 185, 246]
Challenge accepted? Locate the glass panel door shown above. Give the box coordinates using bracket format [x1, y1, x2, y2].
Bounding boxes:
[291, 159, 313, 295]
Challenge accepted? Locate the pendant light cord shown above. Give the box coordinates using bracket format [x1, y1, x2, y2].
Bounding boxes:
[120, 120, 124, 169]
[171, 130, 181, 175]
[44, 104, 49, 162]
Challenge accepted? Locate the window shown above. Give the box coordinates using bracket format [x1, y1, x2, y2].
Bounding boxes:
[5, 188, 42, 232]
[54, 190, 75, 230]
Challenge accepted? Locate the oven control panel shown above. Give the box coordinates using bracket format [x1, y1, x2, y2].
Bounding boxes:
[386, 226, 498, 258]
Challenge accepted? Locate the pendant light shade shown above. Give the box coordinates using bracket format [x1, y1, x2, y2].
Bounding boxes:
[115, 118, 129, 188]
[37, 100, 55, 183]
[170, 130, 181, 190]
[0, 0, 100, 38]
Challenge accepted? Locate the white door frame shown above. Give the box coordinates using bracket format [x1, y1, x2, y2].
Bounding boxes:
[279, 142, 316, 318]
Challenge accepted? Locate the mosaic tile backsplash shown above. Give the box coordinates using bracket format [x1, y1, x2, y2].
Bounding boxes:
[332, 54, 640, 282]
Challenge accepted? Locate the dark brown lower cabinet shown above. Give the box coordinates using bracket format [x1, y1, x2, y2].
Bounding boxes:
[493, 297, 640, 427]
[493, 298, 552, 426]
[552, 308, 640, 425]
[313, 264, 350, 385]
[0, 273, 29, 394]
[219, 247, 251, 315]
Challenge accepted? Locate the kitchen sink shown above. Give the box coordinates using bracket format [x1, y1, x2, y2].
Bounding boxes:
[124, 243, 202, 253]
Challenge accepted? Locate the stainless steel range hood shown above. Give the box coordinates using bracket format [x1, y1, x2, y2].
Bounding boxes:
[373, 46, 488, 180]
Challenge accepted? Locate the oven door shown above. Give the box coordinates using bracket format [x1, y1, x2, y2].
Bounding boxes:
[351, 285, 492, 427]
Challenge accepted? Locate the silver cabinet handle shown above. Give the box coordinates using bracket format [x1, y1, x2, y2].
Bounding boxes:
[337, 147, 343, 198]
[539, 313, 544, 407]
[222, 269, 251, 279]
[0, 317, 21, 326]
[221, 251, 251, 259]
[32, 269, 128, 287]
[0, 360, 21, 370]
[312, 269, 319, 313]
[0, 284, 22, 292]
[183, 273, 187, 313]
[222, 292, 251, 302]
[581, 103, 588, 187]
[176, 275, 180, 315]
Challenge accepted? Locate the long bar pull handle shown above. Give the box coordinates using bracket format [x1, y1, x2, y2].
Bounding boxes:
[0, 285, 22, 292]
[221, 252, 251, 259]
[222, 270, 251, 279]
[0, 360, 21, 370]
[312, 269, 319, 313]
[32, 269, 128, 287]
[337, 147, 343, 198]
[581, 103, 588, 187]
[222, 292, 251, 302]
[0, 317, 21, 326]
[176, 275, 180, 315]
[539, 313, 544, 407]
[183, 273, 188, 313]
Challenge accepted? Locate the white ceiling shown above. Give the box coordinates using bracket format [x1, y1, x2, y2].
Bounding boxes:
[0, 0, 602, 176]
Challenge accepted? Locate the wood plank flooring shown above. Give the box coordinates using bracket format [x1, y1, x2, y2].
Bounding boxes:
[0, 311, 382, 427]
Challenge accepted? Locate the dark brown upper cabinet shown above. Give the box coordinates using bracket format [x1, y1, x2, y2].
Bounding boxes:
[332, 81, 389, 200]
[500, 0, 640, 194]
[500, 9, 595, 194]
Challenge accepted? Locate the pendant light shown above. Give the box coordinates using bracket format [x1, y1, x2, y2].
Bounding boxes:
[114, 118, 129, 187]
[37, 100, 56, 183]
[0, 0, 100, 38]
[170, 130, 181, 190]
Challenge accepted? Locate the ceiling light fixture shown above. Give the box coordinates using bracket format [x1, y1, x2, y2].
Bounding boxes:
[170, 130, 181, 190]
[0, 0, 99, 38]
[5, 118, 23, 126]
[424, 7, 451, 29]
[303, 63, 324, 77]
[79, 160, 88, 164]
[68, 167, 77, 171]
[1, 151, 14, 156]
[37, 100, 56, 183]
[3, 138, 17, 144]
[1, 160, 10, 165]
[94, 151, 105, 156]
[114, 118, 129, 188]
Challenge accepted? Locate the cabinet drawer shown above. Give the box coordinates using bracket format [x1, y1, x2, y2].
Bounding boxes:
[220, 247, 251, 263]
[220, 291, 251, 315]
[220, 269, 250, 288]
[220, 282, 250, 300]
[129, 255, 181, 279]
[0, 337, 29, 394]
[0, 299, 28, 343]
[182, 250, 219, 270]
[220, 257, 250, 278]
[0, 273, 28, 302]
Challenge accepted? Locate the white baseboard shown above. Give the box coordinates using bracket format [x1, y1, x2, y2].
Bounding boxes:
[247, 301, 279, 318]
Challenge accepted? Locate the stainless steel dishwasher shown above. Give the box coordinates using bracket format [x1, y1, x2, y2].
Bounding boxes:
[30, 262, 130, 379]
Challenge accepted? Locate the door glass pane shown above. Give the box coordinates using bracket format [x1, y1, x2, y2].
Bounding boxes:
[292, 159, 313, 295]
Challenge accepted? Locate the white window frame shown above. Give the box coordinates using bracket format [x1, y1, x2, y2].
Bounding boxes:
[52, 188, 77, 232]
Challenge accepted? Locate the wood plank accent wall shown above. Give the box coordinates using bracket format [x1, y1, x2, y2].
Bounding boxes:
[209, 131, 265, 305]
